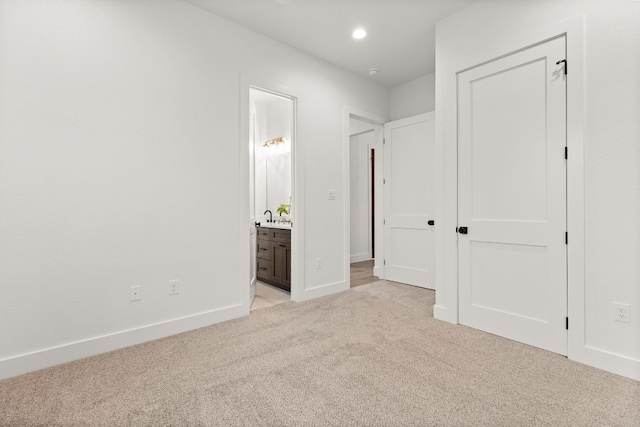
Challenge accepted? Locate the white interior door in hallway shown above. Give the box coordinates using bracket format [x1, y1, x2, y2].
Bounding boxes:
[383, 113, 435, 289]
[457, 36, 568, 355]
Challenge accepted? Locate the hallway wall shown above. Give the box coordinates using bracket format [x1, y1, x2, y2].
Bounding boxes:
[389, 73, 435, 121]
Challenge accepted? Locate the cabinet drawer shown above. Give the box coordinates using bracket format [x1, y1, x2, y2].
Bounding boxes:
[271, 229, 291, 243]
[257, 228, 270, 239]
[257, 258, 271, 281]
[256, 239, 271, 260]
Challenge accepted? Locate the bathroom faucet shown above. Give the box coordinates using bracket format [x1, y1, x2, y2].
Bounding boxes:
[264, 210, 273, 223]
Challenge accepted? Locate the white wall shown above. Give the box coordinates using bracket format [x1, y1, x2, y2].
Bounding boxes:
[349, 118, 375, 136]
[0, 0, 389, 379]
[434, 0, 640, 380]
[349, 131, 374, 263]
[389, 73, 435, 121]
[252, 91, 292, 220]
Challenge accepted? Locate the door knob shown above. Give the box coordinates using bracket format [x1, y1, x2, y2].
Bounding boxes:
[457, 226, 468, 234]
[428, 220, 435, 226]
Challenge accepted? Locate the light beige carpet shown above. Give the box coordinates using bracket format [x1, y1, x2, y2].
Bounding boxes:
[1, 280, 639, 426]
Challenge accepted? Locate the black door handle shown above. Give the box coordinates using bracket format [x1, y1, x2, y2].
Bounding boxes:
[457, 226, 468, 234]
[428, 220, 435, 226]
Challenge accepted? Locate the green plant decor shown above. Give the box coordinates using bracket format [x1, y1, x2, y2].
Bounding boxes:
[276, 203, 291, 216]
[276, 204, 290, 216]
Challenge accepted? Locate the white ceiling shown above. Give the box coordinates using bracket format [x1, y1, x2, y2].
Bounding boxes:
[182, 0, 476, 88]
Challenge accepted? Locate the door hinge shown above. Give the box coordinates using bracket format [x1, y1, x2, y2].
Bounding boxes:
[383, 178, 386, 185]
[384, 260, 386, 265]
[565, 232, 568, 244]
[383, 138, 386, 145]
[566, 317, 569, 330]
[556, 59, 567, 75]
[565, 147, 568, 159]
[383, 219, 386, 225]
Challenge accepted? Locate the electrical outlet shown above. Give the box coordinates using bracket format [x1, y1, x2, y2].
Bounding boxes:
[613, 302, 630, 323]
[130, 285, 141, 302]
[316, 257, 323, 269]
[169, 280, 180, 296]
[328, 190, 336, 201]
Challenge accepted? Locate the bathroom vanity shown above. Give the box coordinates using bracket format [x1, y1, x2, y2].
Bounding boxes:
[256, 224, 291, 292]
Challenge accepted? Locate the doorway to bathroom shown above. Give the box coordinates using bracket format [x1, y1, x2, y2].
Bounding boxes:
[249, 87, 295, 311]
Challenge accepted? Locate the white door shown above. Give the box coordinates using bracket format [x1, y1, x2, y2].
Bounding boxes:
[383, 113, 435, 289]
[458, 36, 567, 355]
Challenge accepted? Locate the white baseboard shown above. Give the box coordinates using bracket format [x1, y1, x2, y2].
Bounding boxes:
[0, 303, 247, 381]
[434, 304, 456, 324]
[373, 266, 382, 278]
[350, 253, 372, 264]
[433, 304, 640, 381]
[295, 280, 348, 302]
[571, 345, 640, 381]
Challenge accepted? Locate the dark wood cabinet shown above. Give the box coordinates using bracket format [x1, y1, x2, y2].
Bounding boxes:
[256, 227, 291, 292]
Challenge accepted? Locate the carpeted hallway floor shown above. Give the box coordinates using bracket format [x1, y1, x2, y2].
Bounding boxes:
[1, 280, 639, 426]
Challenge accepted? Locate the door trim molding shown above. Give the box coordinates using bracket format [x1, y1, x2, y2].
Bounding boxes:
[240, 74, 304, 304]
[434, 16, 640, 379]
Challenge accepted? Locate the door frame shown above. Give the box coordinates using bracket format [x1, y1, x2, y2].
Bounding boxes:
[343, 107, 386, 284]
[435, 16, 586, 360]
[240, 74, 303, 307]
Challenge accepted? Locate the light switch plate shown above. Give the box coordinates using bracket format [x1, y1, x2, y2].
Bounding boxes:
[169, 280, 180, 296]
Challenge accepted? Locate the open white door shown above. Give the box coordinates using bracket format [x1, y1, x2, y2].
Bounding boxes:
[457, 36, 568, 355]
[382, 113, 435, 289]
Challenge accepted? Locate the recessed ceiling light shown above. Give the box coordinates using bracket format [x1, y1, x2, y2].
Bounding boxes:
[352, 28, 367, 39]
[368, 68, 378, 76]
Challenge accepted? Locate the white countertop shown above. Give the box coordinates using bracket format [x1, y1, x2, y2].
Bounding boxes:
[259, 222, 292, 229]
